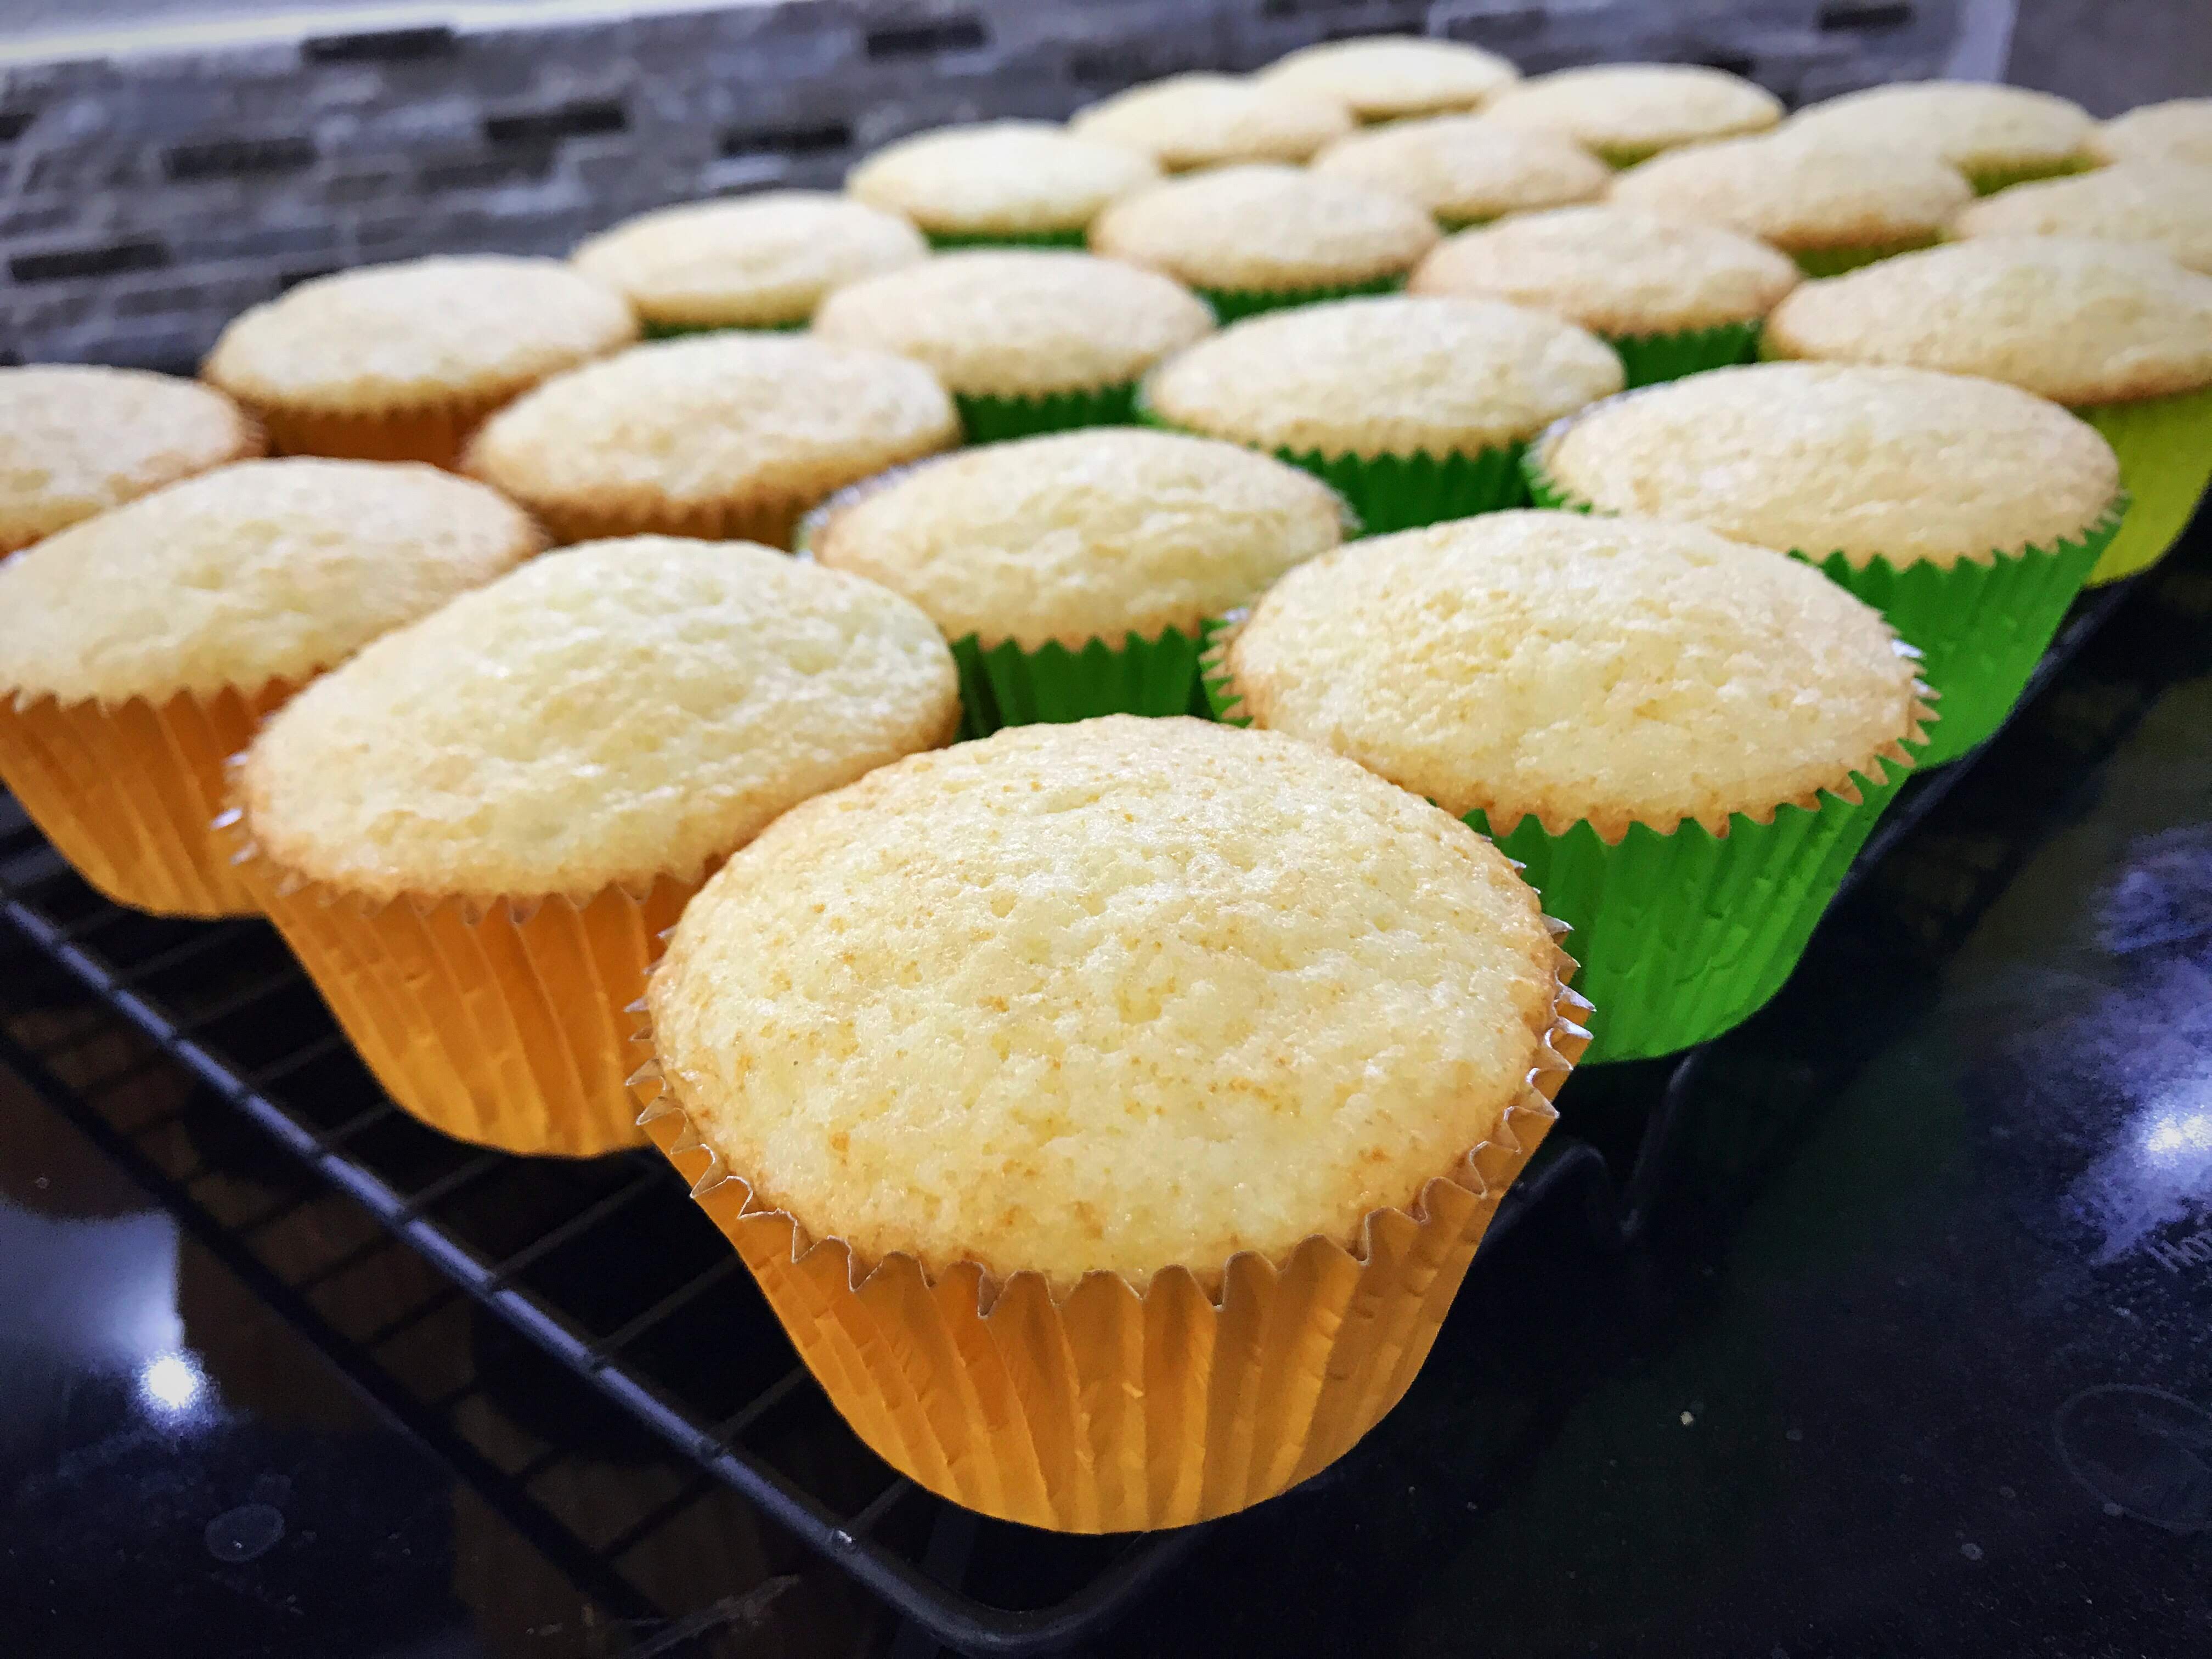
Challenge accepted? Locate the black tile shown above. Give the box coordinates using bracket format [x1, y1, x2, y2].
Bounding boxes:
[9, 240, 168, 283]
[482, 101, 627, 146]
[720, 119, 850, 158]
[163, 136, 317, 180]
[864, 16, 988, 58]
[302, 25, 457, 63]
[1819, 0, 1914, 28]
[0, 110, 35, 143]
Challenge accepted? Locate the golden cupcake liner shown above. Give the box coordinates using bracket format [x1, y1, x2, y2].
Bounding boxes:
[633, 945, 1590, 1532]
[494, 493, 817, 551]
[219, 809, 693, 1157]
[238, 392, 520, 471]
[2076, 383, 2212, 585]
[0, 680, 296, 916]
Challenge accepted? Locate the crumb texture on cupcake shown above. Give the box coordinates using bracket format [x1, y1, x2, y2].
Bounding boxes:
[811, 428, 1347, 650]
[1480, 64, 1783, 160]
[0, 366, 264, 553]
[1257, 37, 1519, 121]
[846, 121, 1161, 237]
[1954, 164, 2212, 275]
[0, 458, 540, 706]
[202, 255, 637, 416]
[1144, 295, 1622, 457]
[570, 191, 927, 328]
[811, 250, 1213, 397]
[1224, 510, 1923, 839]
[1411, 206, 1798, 334]
[649, 715, 1560, 1290]
[240, 538, 960, 905]
[1541, 362, 2120, 566]
[1312, 117, 1611, 225]
[1070, 73, 1355, 171]
[1764, 236, 2212, 405]
[1090, 164, 1440, 292]
[2092, 98, 2212, 168]
[1786, 80, 2093, 179]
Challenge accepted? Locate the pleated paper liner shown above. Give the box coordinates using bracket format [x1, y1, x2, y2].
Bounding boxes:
[1525, 449, 2123, 766]
[1606, 319, 1764, 388]
[631, 949, 1592, 1532]
[1965, 154, 2095, 195]
[949, 628, 1210, 738]
[230, 389, 523, 470]
[0, 679, 297, 916]
[1790, 235, 1941, 278]
[464, 487, 825, 552]
[2075, 383, 2212, 585]
[927, 227, 1091, 250]
[641, 318, 809, 338]
[955, 382, 1138, 445]
[218, 808, 692, 1158]
[1198, 271, 1405, 325]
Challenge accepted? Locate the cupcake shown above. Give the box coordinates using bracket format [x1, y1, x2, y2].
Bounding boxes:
[1764, 237, 2212, 584]
[803, 428, 1348, 735]
[1088, 164, 1440, 321]
[460, 334, 958, 546]
[227, 537, 960, 1158]
[201, 256, 637, 467]
[1480, 63, 1783, 167]
[1528, 363, 2123, 765]
[1609, 129, 1973, 274]
[1953, 163, 2212, 275]
[810, 250, 1213, 442]
[1069, 72, 1355, 171]
[637, 714, 1585, 1530]
[569, 191, 927, 333]
[1311, 116, 1612, 230]
[845, 120, 1162, 247]
[1410, 206, 1799, 385]
[1209, 510, 1933, 1062]
[0, 366, 263, 554]
[1141, 295, 1622, 532]
[2092, 98, 2212, 168]
[0, 459, 540, 916]
[1256, 35, 1520, 122]
[1786, 80, 2096, 194]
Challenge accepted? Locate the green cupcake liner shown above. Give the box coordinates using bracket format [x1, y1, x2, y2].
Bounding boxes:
[1198, 272, 1404, 324]
[1605, 320, 1764, 388]
[952, 627, 1209, 739]
[1966, 153, 2096, 195]
[2075, 383, 2212, 585]
[1791, 235, 1942, 278]
[926, 227, 1090, 250]
[642, 318, 808, 338]
[956, 383, 1137, 445]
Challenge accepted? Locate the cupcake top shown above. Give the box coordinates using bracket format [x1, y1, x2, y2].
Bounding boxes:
[1088, 164, 1440, 293]
[1480, 63, 1784, 165]
[0, 459, 540, 706]
[1538, 362, 2121, 568]
[569, 191, 928, 329]
[810, 249, 1214, 398]
[239, 538, 960, 905]
[808, 428, 1348, 651]
[2092, 97, 2212, 168]
[1222, 510, 1926, 840]
[1954, 163, 2212, 276]
[1785, 80, 2094, 187]
[1409, 206, 1799, 335]
[845, 120, 1163, 239]
[1144, 295, 1623, 458]
[462, 335, 958, 525]
[1608, 130, 1973, 256]
[1069, 73, 1356, 172]
[648, 714, 1564, 1290]
[1311, 116, 1612, 227]
[202, 255, 637, 417]
[1256, 36, 1520, 122]
[0, 366, 264, 554]
[1764, 236, 2212, 405]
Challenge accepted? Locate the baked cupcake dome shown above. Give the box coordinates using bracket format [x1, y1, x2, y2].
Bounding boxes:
[1954, 163, 2212, 276]
[1609, 129, 1972, 274]
[1215, 509, 1930, 1059]
[1531, 362, 2123, 763]
[201, 255, 637, 467]
[461, 333, 958, 546]
[1763, 238, 2212, 583]
[0, 458, 540, 916]
[810, 250, 1214, 442]
[1069, 72, 1355, 171]
[1311, 116, 1612, 229]
[641, 713, 1582, 1528]
[845, 120, 1162, 246]
[1142, 294, 1622, 531]
[1410, 206, 1798, 384]
[0, 366, 263, 554]
[1480, 63, 1784, 166]
[808, 428, 1347, 732]
[1786, 79, 2096, 194]
[1256, 36, 1520, 122]
[2092, 97, 2212, 168]
[234, 537, 961, 1156]
[1088, 164, 1440, 320]
[569, 191, 927, 331]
